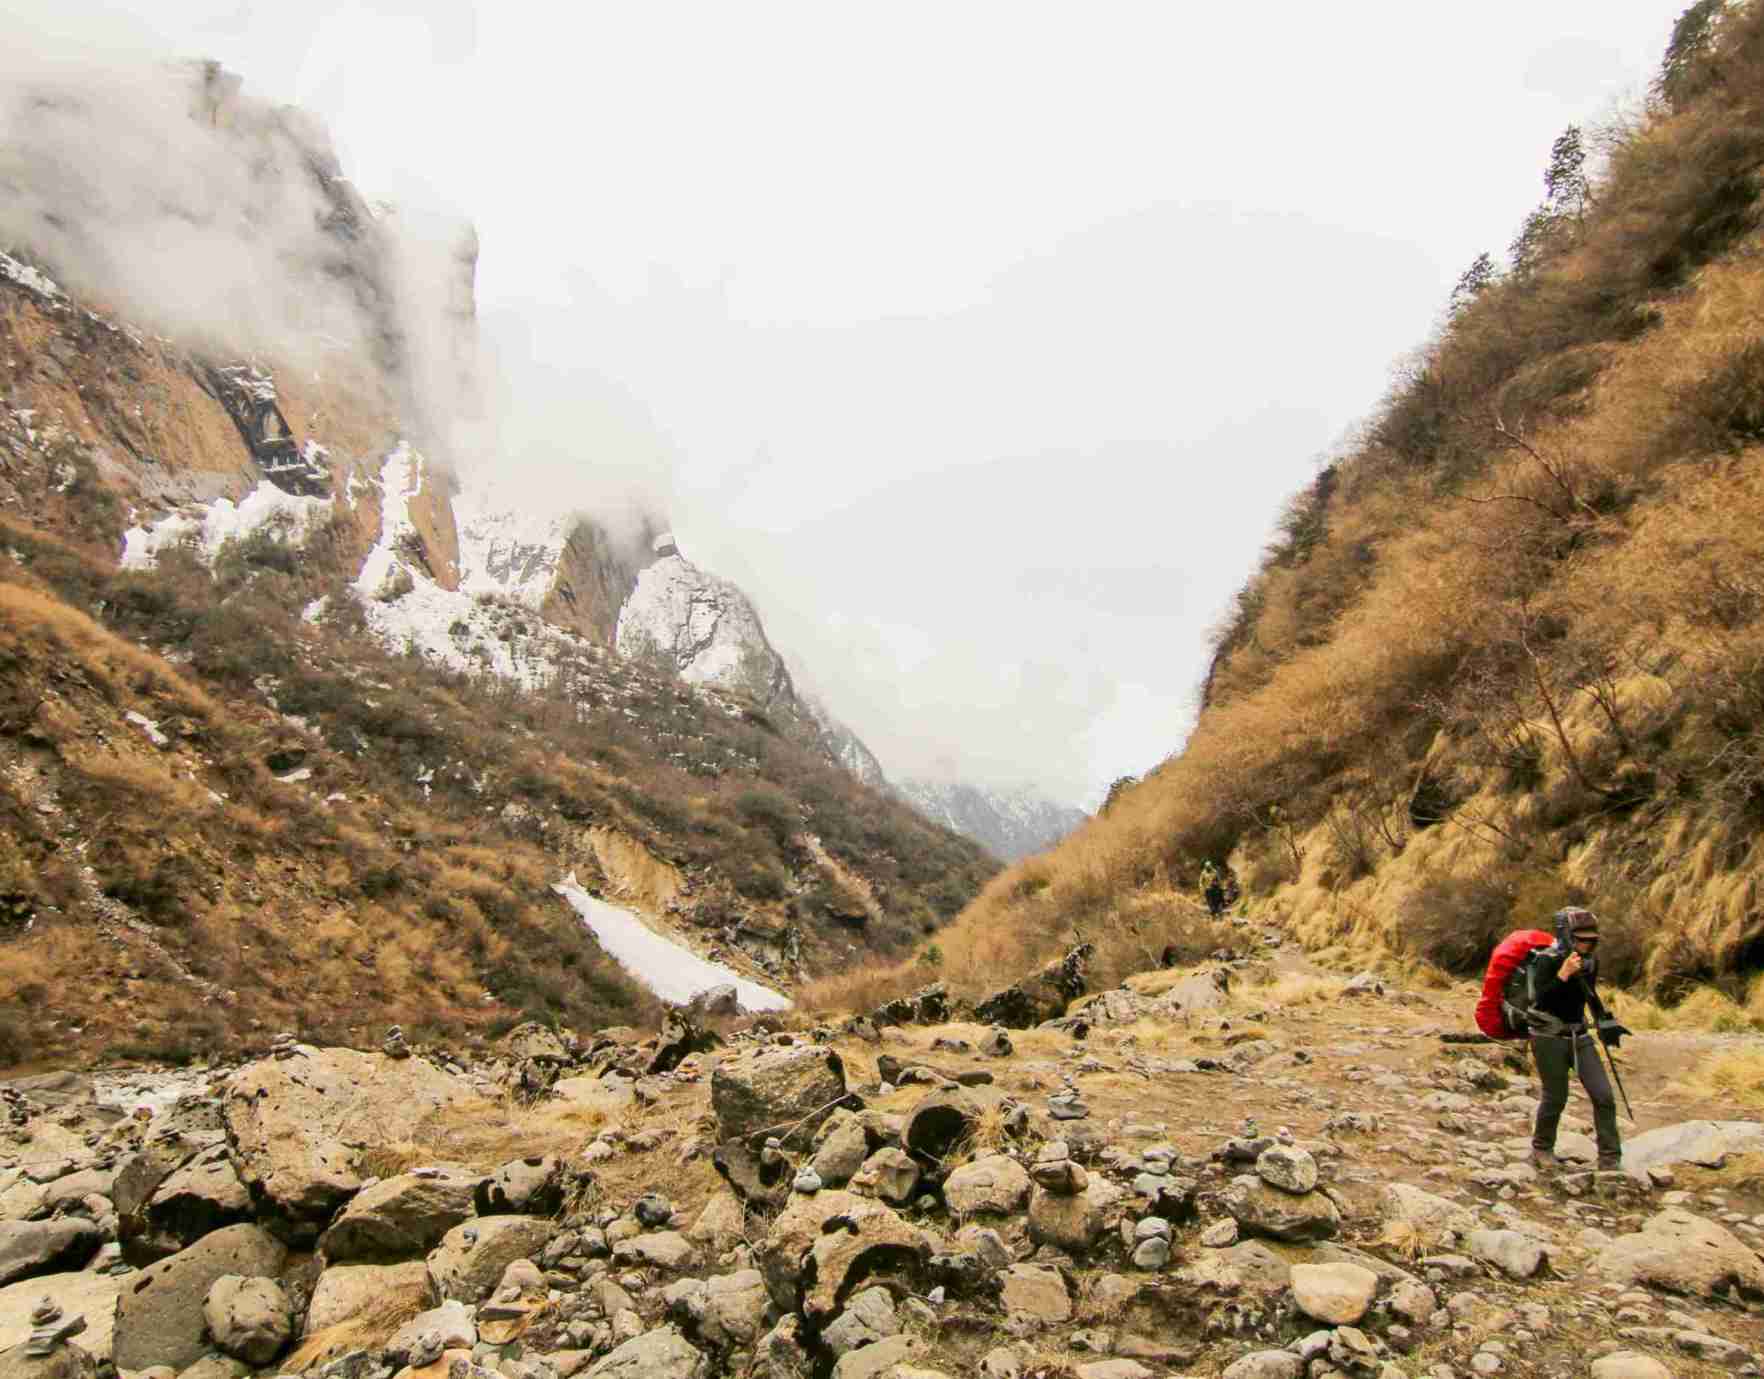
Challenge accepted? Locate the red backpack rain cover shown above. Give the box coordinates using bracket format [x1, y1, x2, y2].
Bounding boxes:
[1475, 929, 1554, 1039]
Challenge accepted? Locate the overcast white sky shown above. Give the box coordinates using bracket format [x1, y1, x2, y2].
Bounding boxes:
[15, 2, 1693, 805]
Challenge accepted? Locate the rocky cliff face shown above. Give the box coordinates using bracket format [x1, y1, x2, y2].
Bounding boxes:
[894, 780, 1087, 861]
[616, 544, 795, 709]
[614, 542, 888, 782]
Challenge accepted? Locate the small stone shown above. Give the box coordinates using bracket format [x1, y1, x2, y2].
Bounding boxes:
[792, 1169, 823, 1194]
[1200, 1219, 1238, 1248]
[1220, 1352, 1302, 1379]
[1589, 1356, 1671, 1379]
[1255, 1145, 1319, 1194]
[1129, 1238, 1169, 1271]
[634, 1193, 674, 1228]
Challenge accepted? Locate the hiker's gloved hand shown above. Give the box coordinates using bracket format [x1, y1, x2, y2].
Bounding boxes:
[1597, 1019, 1631, 1048]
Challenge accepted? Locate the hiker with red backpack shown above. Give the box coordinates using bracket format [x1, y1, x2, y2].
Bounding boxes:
[1475, 907, 1633, 1172]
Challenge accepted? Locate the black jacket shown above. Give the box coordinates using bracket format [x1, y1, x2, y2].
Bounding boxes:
[1530, 948, 1610, 1028]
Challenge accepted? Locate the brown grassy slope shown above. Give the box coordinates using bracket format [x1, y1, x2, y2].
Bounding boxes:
[1, 255, 998, 1077]
[804, 3, 1764, 1017]
[0, 495, 996, 1072]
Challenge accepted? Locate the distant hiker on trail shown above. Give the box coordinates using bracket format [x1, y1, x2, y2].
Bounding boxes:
[1199, 861, 1226, 918]
[1517, 908, 1632, 1172]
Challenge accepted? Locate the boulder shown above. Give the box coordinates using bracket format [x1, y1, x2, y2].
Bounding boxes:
[114, 1103, 228, 1261]
[1594, 1207, 1764, 1300]
[711, 1046, 848, 1148]
[664, 1269, 771, 1348]
[711, 1140, 788, 1209]
[831, 1336, 915, 1379]
[135, 1146, 252, 1261]
[1220, 1176, 1339, 1243]
[304, 1261, 432, 1334]
[112, 1223, 287, 1373]
[901, 1090, 980, 1166]
[944, 1156, 1029, 1216]
[999, 1264, 1071, 1323]
[809, 1113, 870, 1188]
[1378, 1182, 1475, 1251]
[1622, 1120, 1764, 1183]
[850, 1149, 919, 1205]
[0, 1273, 124, 1362]
[750, 1316, 812, 1379]
[0, 1223, 102, 1288]
[583, 1327, 707, 1379]
[649, 1011, 717, 1075]
[426, 1216, 557, 1303]
[1466, 1229, 1549, 1279]
[756, 1189, 925, 1321]
[820, 1287, 899, 1357]
[0, 1340, 96, 1379]
[319, 1168, 480, 1262]
[1589, 1356, 1672, 1379]
[872, 984, 949, 1027]
[202, 1276, 292, 1365]
[223, 1046, 474, 1241]
[503, 1023, 570, 1063]
[1255, 1146, 1318, 1195]
[37, 1172, 114, 1218]
[0, 1182, 46, 1227]
[475, 1157, 566, 1217]
[1073, 1364, 1151, 1379]
[1176, 1242, 1293, 1298]
[975, 945, 1093, 1028]
[1220, 1354, 1302, 1379]
[1289, 1262, 1378, 1325]
[686, 1192, 747, 1252]
[612, 1232, 695, 1272]
[383, 1301, 477, 1363]
[1028, 1179, 1124, 1253]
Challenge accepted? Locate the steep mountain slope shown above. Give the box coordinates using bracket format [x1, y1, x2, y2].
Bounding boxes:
[895, 779, 1087, 861]
[0, 59, 996, 1071]
[614, 541, 886, 780]
[813, 2, 1764, 1018]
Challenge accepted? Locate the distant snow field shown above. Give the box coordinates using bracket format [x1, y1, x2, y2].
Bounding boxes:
[552, 873, 791, 1012]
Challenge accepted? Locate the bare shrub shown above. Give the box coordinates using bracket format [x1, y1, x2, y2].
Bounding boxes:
[1396, 869, 1518, 974]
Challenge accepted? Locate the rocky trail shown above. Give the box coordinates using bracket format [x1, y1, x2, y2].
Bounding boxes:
[3, 930, 1763, 1379]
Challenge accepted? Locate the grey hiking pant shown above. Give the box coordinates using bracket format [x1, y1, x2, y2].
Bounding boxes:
[1531, 1031, 1619, 1162]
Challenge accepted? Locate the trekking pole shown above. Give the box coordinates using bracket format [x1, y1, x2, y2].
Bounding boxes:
[1579, 976, 1636, 1122]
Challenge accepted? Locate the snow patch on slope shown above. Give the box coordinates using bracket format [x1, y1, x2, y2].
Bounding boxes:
[353, 440, 420, 598]
[553, 873, 790, 1011]
[453, 474, 574, 609]
[352, 445, 591, 689]
[120, 481, 333, 570]
[0, 251, 65, 302]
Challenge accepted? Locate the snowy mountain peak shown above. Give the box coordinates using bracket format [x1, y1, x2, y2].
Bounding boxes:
[895, 780, 1088, 861]
[616, 550, 794, 708]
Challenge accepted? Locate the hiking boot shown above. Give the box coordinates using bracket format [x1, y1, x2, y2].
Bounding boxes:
[1597, 1154, 1622, 1173]
[1530, 1148, 1558, 1171]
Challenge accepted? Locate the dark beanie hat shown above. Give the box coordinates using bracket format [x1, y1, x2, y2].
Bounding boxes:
[1557, 906, 1600, 935]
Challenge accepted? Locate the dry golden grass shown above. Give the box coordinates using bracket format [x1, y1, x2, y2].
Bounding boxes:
[1239, 972, 1347, 1007]
[1669, 1046, 1764, 1108]
[355, 1093, 615, 1176]
[0, 580, 218, 720]
[283, 1282, 431, 1373]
